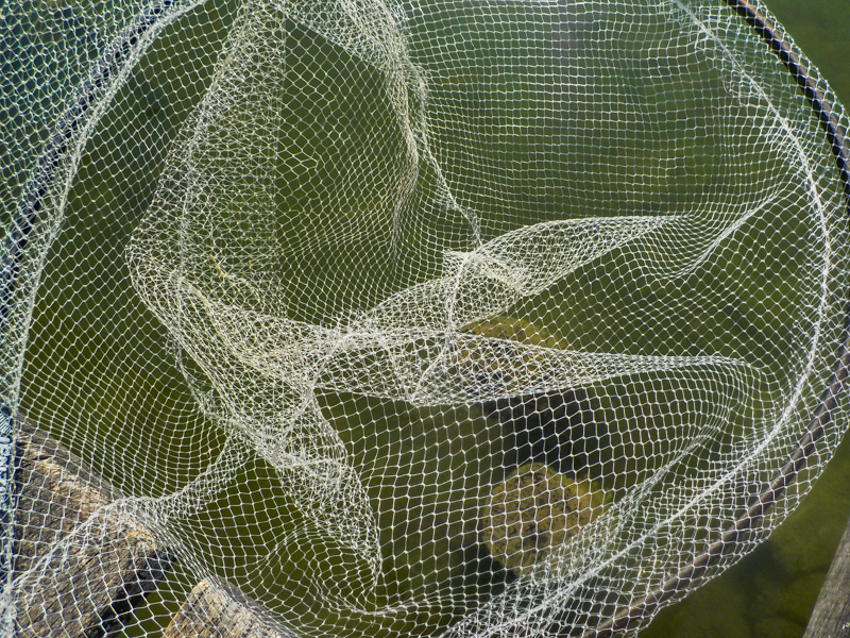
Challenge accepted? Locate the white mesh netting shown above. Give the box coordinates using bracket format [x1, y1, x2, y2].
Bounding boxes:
[3, 0, 850, 636]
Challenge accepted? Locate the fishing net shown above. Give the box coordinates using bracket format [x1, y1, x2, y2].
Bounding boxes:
[3, 0, 850, 636]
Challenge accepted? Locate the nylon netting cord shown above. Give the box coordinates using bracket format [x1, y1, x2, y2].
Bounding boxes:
[3, 1, 850, 637]
[583, 1, 850, 634]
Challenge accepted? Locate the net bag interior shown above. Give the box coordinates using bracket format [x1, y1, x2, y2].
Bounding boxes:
[3, 0, 850, 636]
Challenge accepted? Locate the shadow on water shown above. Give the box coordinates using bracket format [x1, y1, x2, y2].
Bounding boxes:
[485, 388, 606, 478]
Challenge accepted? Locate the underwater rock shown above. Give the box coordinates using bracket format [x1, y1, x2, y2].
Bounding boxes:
[164, 578, 283, 638]
[13, 415, 176, 638]
[480, 462, 606, 577]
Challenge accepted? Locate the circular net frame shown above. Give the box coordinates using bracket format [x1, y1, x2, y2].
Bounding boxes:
[3, 0, 850, 636]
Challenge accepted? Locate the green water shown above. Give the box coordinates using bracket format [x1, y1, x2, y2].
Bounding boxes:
[10, 0, 850, 636]
[640, 2, 850, 637]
